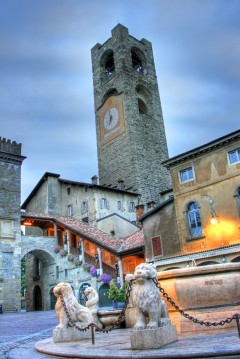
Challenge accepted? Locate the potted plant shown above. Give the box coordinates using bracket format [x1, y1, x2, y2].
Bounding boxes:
[108, 283, 119, 308]
[108, 282, 126, 309]
[117, 284, 126, 308]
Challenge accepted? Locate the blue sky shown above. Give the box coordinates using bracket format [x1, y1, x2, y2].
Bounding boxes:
[0, 0, 239, 202]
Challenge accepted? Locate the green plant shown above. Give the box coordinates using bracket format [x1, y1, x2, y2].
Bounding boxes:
[108, 282, 126, 302]
[108, 283, 119, 301]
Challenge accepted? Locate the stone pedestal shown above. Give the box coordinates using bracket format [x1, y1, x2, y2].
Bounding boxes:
[130, 325, 178, 350]
[52, 327, 92, 343]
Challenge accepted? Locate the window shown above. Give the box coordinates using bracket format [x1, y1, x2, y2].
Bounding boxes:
[110, 230, 115, 236]
[67, 205, 73, 216]
[71, 234, 77, 248]
[81, 201, 88, 214]
[136, 84, 149, 114]
[35, 258, 40, 276]
[186, 201, 202, 238]
[65, 269, 68, 278]
[100, 198, 109, 209]
[117, 201, 122, 211]
[56, 266, 59, 280]
[152, 236, 163, 257]
[180, 167, 194, 183]
[128, 201, 135, 212]
[228, 148, 240, 165]
[105, 51, 115, 77]
[67, 187, 71, 195]
[132, 51, 143, 73]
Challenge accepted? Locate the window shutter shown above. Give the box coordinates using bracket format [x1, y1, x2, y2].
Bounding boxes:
[152, 236, 162, 257]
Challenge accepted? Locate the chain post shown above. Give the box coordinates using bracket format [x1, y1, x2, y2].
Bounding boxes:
[91, 324, 95, 345]
[235, 314, 240, 338]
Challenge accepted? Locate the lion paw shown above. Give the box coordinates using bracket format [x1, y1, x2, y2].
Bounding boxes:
[146, 323, 158, 329]
[55, 324, 66, 330]
[134, 324, 146, 330]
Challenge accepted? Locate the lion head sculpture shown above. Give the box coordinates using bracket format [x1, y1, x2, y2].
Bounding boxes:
[128, 263, 170, 330]
[53, 282, 93, 330]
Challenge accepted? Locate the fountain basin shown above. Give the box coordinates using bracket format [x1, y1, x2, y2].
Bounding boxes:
[158, 263, 240, 332]
[125, 263, 240, 333]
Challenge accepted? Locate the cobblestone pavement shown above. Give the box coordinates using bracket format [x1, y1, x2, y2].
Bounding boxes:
[0, 310, 60, 359]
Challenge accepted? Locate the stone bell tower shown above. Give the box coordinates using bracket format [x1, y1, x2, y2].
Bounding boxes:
[91, 24, 171, 206]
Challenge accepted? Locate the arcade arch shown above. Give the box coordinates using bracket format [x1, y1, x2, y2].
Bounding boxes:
[21, 248, 55, 311]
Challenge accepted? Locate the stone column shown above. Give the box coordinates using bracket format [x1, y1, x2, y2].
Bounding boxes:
[117, 258, 123, 287]
[53, 223, 57, 238]
[67, 231, 70, 254]
[97, 247, 103, 275]
[81, 239, 85, 264]
[64, 232, 67, 251]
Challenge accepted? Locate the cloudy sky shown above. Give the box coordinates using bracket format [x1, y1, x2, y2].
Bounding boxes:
[1, 0, 239, 203]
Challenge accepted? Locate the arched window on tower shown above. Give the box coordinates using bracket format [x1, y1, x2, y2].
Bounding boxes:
[105, 51, 115, 77]
[132, 51, 143, 73]
[136, 85, 149, 114]
[186, 201, 202, 238]
[102, 88, 118, 104]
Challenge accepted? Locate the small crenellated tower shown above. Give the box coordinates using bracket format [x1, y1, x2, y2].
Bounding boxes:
[0, 137, 26, 312]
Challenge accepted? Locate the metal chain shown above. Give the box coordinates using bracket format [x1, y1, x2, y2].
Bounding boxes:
[60, 277, 240, 336]
[59, 280, 134, 334]
[151, 277, 240, 328]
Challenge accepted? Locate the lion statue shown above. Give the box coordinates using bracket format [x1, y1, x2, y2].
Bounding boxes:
[126, 263, 170, 330]
[53, 282, 93, 330]
[84, 286, 103, 328]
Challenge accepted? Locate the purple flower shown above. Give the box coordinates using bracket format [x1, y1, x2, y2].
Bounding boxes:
[100, 273, 112, 283]
[54, 246, 61, 253]
[90, 266, 97, 276]
[73, 257, 82, 266]
[59, 249, 67, 257]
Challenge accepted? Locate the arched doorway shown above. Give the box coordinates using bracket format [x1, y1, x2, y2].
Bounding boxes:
[21, 248, 55, 311]
[50, 287, 57, 309]
[99, 283, 112, 307]
[34, 285, 42, 310]
[79, 283, 91, 305]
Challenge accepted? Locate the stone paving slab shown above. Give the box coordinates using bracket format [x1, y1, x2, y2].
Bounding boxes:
[33, 328, 240, 359]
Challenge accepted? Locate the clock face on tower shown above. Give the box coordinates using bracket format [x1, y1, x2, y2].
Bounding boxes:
[104, 107, 119, 130]
[98, 93, 125, 145]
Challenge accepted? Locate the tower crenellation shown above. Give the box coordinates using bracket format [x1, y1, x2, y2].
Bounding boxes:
[0, 137, 22, 156]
